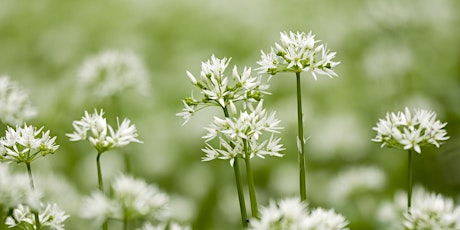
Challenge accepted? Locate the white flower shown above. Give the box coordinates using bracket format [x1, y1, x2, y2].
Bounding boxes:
[66, 109, 142, 153]
[372, 107, 449, 154]
[137, 222, 192, 230]
[257, 31, 340, 79]
[248, 197, 349, 230]
[39, 203, 70, 230]
[6, 203, 69, 230]
[201, 100, 284, 165]
[0, 75, 37, 125]
[0, 164, 42, 210]
[0, 123, 59, 164]
[78, 50, 150, 99]
[177, 55, 270, 124]
[81, 191, 120, 226]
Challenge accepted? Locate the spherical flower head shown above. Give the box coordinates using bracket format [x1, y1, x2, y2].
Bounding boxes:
[0, 75, 37, 125]
[257, 31, 340, 79]
[300, 208, 350, 230]
[78, 50, 150, 99]
[5, 203, 69, 230]
[0, 123, 59, 164]
[66, 109, 142, 153]
[372, 107, 449, 154]
[201, 100, 284, 166]
[177, 55, 270, 125]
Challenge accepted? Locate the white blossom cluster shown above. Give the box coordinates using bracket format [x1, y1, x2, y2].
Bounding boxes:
[177, 55, 270, 125]
[0, 164, 41, 211]
[81, 174, 170, 227]
[0, 124, 59, 164]
[377, 186, 460, 230]
[137, 221, 191, 230]
[257, 31, 340, 79]
[78, 50, 150, 99]
[372, 107, 449, 153]
[248, 197, 349, 230]
[0, 75, 37, 125]
[5, 203, 69, 230]
[66, 109, 142, 153]
[201, 101, 284, 166]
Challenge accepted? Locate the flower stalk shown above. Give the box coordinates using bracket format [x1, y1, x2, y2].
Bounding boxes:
[407, 149, 413, 214]
[243, 140, 259, 219]
[296, 72, 307, 201]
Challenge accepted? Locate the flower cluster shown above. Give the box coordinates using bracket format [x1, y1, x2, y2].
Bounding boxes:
[0, 124, 59, 164]
[177, 55, 270, 124]
[257, 31, 340, 79]
[137, 222, 191, 230]
[0, 75, 37, 125]
[81, 174, 170, 226]
[377, 186, 460, 230]
[66, 109, 142, 153]
[0, 164, 41, 211]
[78, 50, 150, 99]
[372, 107, 449, 153]
[248, 197, 349, 230]
[201, 100, 284, 166]
[5, 203, 69, 230]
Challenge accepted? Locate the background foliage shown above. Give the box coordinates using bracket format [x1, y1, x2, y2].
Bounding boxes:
[1, 0, 459, 229]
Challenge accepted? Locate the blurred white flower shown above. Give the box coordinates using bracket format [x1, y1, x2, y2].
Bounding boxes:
[372, 107, 449, 154]
[201, 100, 284, 166]
[0, 164, 42, 210]
[0, 75, 37, 125]
[248, 197, 349, 230]
[78, 50, 150, 99]
[328, 166, 386, 205]
[377, 186, 460, 230]
[177, 55, 270, 124]
[137, 221, 192, 230]
[5, 203, 69, 230]
[66, 109, 142, 153]
[257, 31, 340, 79]
[81, 191, 120, 226]
[0, 123, 59, 164]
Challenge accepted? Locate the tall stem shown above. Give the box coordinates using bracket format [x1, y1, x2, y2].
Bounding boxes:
[25, 162, 40, 230]
[296, 72, 307, 201]
[96, 151, 108, 230]
[407, 150, 413, 214]
[223, 107, 248, 227]
[243, 140, 259, 219]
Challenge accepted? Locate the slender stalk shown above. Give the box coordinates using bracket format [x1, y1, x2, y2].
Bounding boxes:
[295, 72, 307, 201]
[25, 162, 40, 230]
[407, 150, 413, 214]
[0, 205, 6, 230]
[96, 151, 109, 230]
[223, 107, 248, 227]
[243, 140, 259, 219]
[123, 216, 129, 230]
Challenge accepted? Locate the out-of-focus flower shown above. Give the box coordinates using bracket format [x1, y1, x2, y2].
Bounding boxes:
[0, 75, 37, 125]
[377, 186, 460, 230]
[137, 221, 192, 230]
[201, 100, 284, 166]
[78, 50, 150, 99]
[328, 166, 386, 205]
[177, 55, 270, 125]
[0, 164, 41, 210]
[372, 107, 449, 154]
[5, 203, 69, 230]
[257, 31, 340, 79]
[81, 174, 170, 226]
[248, 197, 349, 230]
[0, 124, 59, 164]
[66, 109, 142, 153]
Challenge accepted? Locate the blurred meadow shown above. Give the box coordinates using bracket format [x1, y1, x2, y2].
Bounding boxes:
[1, 0, 460, 229]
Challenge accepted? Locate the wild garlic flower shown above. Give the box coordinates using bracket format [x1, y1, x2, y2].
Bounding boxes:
[257, 31, 340, 79]
[66, 109, 142, 153]
[5, 203, 69, 230]
[201, 100, 284, 166]
[248, 197, 349, 230]
[0, 164, 41, 210]
[377, 186, 460, 230]
[177, 55, 270, 125]
[78, 50, 150, 99]
[0, 123, 59, 164]
[0, 75, 37, 125]
[81, 174, 170, 225]
[372, 107, 449, 154]
[137, 221, 192, 230]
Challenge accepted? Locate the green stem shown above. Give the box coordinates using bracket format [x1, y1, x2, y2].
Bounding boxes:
[296, 72, 307, 201]
[123, 216, 128, 230]
[25, 162, 40, 230]
[96, 151, 104, 192]
[243, 140, 259, 219]
[0, 205, 6, 230]
[223, 107, 248, 227]
[407, 150, 413, 214]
